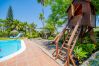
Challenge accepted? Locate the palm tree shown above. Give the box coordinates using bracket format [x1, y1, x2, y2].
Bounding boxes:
[37, 0, 44, 13]
[39, 13, 45, 28]
[37, 0, 49, 39]
[16, 21, 23, 32]
[30, 22, 37, 31]
[39, 13, 47, 38]
[37, 0, 45, 27]
[26, 22, 36, 36]
[23, 22, 28, 34]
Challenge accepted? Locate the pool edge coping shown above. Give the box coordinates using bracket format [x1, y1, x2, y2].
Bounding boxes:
[0, 40, 26, 62]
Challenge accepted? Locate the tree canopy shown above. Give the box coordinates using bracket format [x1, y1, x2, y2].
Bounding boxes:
[37, 0, 99, 35]
[37, 0, 72, 33]
[92, 0, 99, 14]
[38, 0, 99, 28]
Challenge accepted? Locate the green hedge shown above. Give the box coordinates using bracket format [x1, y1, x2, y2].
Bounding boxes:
[48, 36, 54, 40]
[95, 31, 99, 38]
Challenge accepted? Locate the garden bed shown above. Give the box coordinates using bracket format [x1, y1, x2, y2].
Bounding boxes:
[31, 39, 99, 66]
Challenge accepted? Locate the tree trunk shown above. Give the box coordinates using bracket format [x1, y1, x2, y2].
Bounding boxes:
[89, 28, 97, 45]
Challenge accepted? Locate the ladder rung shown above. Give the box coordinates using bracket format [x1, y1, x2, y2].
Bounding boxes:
[64, 44, 73, 49]
[65, 40, 68, 43]
[60, 50, 66, 54]
[58, 54, 65, 61]
[63, 47, 68, 50]
[65, 44, 70, 46]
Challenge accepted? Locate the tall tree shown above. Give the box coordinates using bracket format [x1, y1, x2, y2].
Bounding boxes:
[6, 6, 13, 22]
[5, 6, 14, 35]
[37, 0, 44, 13]
[27, 22, 37, 36]
[37, 0, 45, 26]
[39, 13, 45, 28]
[38, 0, 49, 38]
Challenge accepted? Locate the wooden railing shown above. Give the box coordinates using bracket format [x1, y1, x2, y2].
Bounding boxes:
[54, 27, 70, 58]
[64, 15, 82, 66]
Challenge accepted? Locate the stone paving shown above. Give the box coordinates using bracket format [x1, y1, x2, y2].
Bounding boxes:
[0, 39, 60, 66]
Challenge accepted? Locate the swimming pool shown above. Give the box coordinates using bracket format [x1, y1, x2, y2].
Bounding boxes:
[0, 40, 26, 62]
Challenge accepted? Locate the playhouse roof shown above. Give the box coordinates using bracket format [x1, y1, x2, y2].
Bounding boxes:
[66, 0, 96, 13]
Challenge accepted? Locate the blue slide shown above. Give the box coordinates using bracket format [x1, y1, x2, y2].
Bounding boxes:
[10, 33, 23, 38]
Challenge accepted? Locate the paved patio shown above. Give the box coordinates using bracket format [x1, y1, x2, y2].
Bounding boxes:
[0, 39, 60, 66]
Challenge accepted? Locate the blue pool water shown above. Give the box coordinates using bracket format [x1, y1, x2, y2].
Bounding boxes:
[0, 40, 21, 58]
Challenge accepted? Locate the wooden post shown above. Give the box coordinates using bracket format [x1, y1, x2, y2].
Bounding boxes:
[71, 4, 74, 16]
[64, 48, 70, 66]
[55, 41, 59, 59]
[67, 48, 70, 66]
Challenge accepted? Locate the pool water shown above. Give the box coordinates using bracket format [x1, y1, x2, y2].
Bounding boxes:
[0, 40, 21, 58]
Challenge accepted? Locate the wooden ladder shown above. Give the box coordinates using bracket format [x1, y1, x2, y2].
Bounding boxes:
[52, 15, 82, 66]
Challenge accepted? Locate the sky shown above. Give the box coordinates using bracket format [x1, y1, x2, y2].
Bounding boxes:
[0, 0, 99, 29]
[96, 16, 99, 26]
[0, 0, 51, 28]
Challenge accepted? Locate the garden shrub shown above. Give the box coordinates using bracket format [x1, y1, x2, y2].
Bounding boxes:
[83, 36, 93, 43]
[0, 31, 3, 37]
[32, 31, 39, 38]
[74, 47, 88, 62]
[78, 44, 95, 54]
[32, 33, 39, 38]
[0, 31, 9, 37]
[26, 32, 32, 38]
[95, 31, 99, 38]
[26, 31, 39, 38]
[95, 42, 99, 51]
[48, 36, 54, 40]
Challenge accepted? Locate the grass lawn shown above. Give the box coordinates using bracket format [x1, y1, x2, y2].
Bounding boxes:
[0, 37, 25, 40]
[94, 27, 99, 31]
[0, 38, 12, 40]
